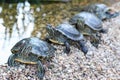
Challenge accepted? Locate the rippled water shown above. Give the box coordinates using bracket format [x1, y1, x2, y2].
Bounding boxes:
[0, 0, 118, 65]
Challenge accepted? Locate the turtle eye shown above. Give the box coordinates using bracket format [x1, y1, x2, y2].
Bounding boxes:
[108, 9, 112, 12]
[105, 8, 112, 14]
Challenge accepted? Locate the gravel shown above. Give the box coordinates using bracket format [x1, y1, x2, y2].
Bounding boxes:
[0, 2, 120, 80]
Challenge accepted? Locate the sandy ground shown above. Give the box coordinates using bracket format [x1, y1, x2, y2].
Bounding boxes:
[0, 2, 120, 80]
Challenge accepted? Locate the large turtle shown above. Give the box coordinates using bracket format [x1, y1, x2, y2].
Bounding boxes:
[69, 12, 106, 47]
[7, 37, 56, 80]
[83, 3, 119, 20]
[46, 23, 88, 55]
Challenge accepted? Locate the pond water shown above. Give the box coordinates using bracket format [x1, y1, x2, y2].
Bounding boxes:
[0, 0, 119, 65]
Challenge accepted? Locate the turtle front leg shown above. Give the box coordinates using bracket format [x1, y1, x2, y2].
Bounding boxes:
[90, 33, 101, 48]
[64, 41, 70, 54]
[79, 40, 88, 56]
[7, 54, 17, 67]
[37, 61, 45, 80]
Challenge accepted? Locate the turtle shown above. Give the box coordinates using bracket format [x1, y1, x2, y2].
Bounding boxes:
[45, 23, 88, 55]
[7, 37, 56, 80]
[69, 12, 106, 47]
[83, 3, 119, 20]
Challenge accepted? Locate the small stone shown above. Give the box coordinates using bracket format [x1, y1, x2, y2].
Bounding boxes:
[27, 76, 31, 79]
[18, 68, 22, 72]
[42, 13, 46, 17]
[36, 7, 41, 12]
[97, 65, 102, 71]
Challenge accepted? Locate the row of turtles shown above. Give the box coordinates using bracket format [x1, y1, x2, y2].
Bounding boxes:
[7, 3, 119, 80]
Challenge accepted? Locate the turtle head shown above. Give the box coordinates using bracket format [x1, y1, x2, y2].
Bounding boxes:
[97, 7, 119, 20]
[46, 24, 55, 36]
[94, 4, 108, 20]
[11, 39, 26, 54]
[77, 17, 84, 25]
[104, 8, 119, 19]
[76, 17, 85, 30]
[11, 46, 19, 54]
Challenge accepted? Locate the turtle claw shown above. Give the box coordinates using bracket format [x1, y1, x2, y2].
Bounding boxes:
[37, 61, 45, 80]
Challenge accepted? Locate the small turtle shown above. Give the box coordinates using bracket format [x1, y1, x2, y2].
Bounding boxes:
[7, 37, 56, 80]
[69, 12, 106, 47]
[46, 23, 88, 55]
[83, 3, 119, 20]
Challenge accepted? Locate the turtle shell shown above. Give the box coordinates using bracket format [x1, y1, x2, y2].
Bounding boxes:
[55, 23, 84, 41]
[11, 37, 55, 58]
[83, 3, 112, 20]
[95, 4, 109, 12]
[70, 12, 103, 31]
[83, 4, 109, 14]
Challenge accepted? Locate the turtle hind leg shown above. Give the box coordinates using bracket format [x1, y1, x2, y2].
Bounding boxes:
[37, 61, 45, 80]
[79, 40, 88, 55]
[7, 54, 17, 67]
[64, 41, 70, 54]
